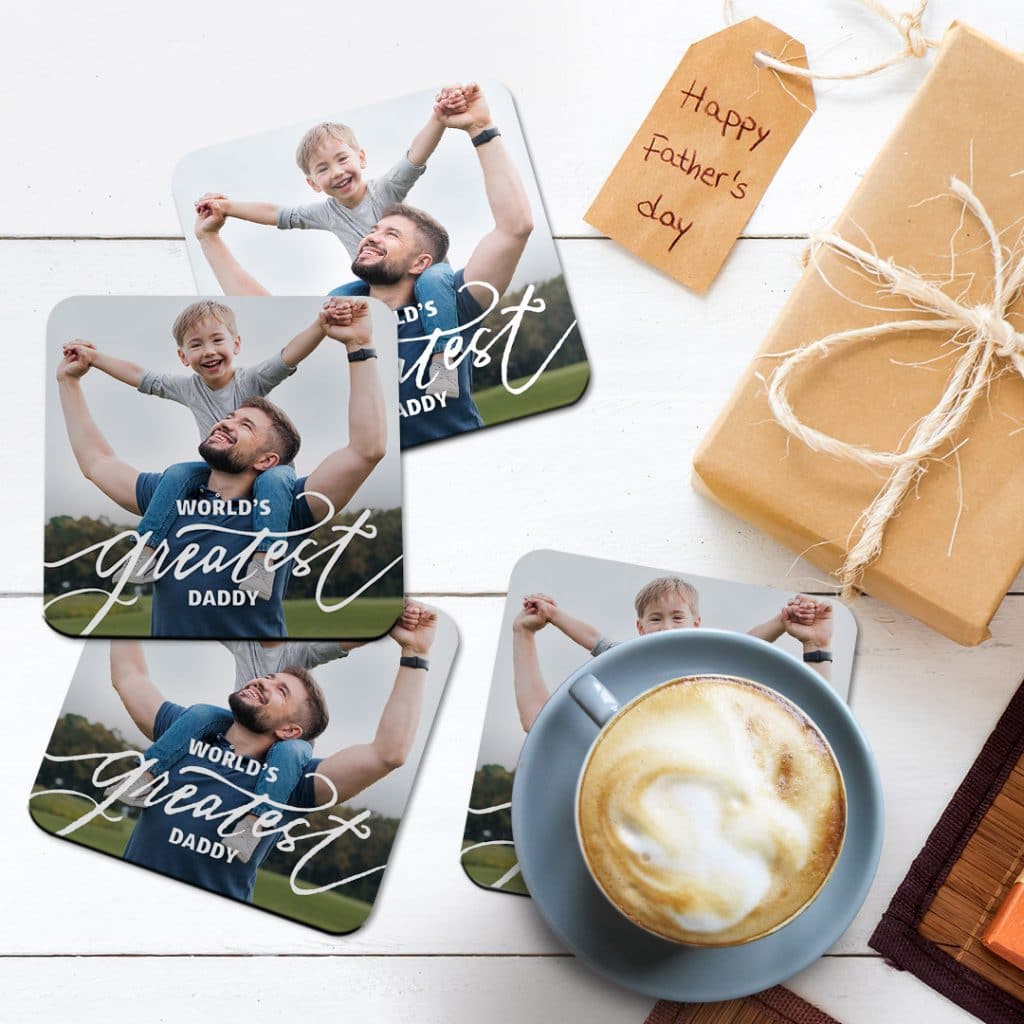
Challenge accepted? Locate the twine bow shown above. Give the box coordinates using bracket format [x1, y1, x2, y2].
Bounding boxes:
[766, 179, 1024, 596]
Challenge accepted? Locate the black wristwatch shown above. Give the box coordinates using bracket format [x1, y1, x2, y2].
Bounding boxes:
[348, 347, 377, 362]
[400, 655, 429, 670]
[803, 650, 833, 663]
[471, 126, 501, 148]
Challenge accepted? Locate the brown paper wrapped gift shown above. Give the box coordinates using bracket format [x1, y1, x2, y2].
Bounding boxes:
[692, 23, 1024, 646]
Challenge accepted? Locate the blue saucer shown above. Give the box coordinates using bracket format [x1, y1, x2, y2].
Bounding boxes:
[511, 629, 883, 1002]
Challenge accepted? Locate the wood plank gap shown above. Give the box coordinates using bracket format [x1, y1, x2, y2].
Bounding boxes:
[0, 590, 876, 600]
[0, 233, 805, 243]
[0, 951, 882, 960]
[0, 235, 186, 242]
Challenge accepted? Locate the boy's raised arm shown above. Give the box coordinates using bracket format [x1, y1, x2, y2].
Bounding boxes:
[405, 90, 454, 167]
[405, 83, 470, 168]
[194, 197, 272, 297]
[56, 351, 142, 514]
[747, 611, 787, 644]
[110, 641, 167, 741]
[64, 341, 145, 389]
[304, 302, 387, 520]
[406, 110, 447, 169]
[217, 198, 281, 227]
[748, 596, 818, 645]
[533, 595, 603, 653]
[280, 316, 327, 368]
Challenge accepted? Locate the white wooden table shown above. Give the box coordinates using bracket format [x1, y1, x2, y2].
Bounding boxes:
[4, 1, 1023, 1020]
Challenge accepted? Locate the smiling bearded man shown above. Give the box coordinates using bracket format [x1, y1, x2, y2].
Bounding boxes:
[106, 611, 435, 902]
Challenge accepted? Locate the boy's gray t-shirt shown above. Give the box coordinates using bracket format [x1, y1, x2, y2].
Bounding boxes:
[276, 156, 426, 257]
[591, 637, 619, 657]
[220, 639, 348, 691]
[137, 352, 296, 438]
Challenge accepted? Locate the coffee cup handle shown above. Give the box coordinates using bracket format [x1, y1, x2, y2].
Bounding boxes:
[569, 674, 621, 727]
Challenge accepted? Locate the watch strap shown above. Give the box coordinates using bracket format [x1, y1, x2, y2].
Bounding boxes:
[400, 655, 429, 670]
[803, 650, 833, 663]
[471, 127, 501, 148]
[348, 347, 377, 362]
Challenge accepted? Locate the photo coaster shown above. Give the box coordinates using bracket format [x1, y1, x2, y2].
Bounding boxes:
[461, 549, 857, 896]
[173, 80, 589, 448]
[28, 609, 456, 935]
[44, 295, 404, 639]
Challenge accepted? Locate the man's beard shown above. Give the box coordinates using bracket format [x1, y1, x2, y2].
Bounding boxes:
[228, 689, 271, 733]
[198, 437, 247, 473]
[351, 254, 405, 285]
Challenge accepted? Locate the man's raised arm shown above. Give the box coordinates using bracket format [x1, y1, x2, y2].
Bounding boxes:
[110, 641, 167, 741]
[193, 195, 272, 297]
[303, 301, 387, 521]
[313, 603, 434, 806]
[56, 351, 141, 514]
[443, 84, 534, 308]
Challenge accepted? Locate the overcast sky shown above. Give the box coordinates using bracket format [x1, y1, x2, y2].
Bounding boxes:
[173, 81, 563, 295]
[474, 551, 857, 773]
[46, 296, 402, 522]
[53, 612, 458, 819]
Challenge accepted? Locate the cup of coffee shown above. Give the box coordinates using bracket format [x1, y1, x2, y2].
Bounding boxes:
[570, 672, 846, 947]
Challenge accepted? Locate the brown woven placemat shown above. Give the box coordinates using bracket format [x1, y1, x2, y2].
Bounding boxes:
[644, 987, 840, 1024]
[870, 679, 1024, 1024]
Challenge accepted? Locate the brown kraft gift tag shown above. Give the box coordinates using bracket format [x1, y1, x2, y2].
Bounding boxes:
[585, 17, 815, 293]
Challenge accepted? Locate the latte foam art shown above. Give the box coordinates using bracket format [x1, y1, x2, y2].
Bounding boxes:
[577, 676, 845, 946]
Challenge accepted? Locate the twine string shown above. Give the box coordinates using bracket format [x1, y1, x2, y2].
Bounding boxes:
[765, 179, 1024, 596]
[724, 0, 940, 80]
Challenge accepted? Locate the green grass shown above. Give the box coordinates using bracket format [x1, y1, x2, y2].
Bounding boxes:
[30, 796, 134, 858]
[475, 361, 590, 427]
[252, 867, 373, 933]
[461, 841, 530, 895]
[283, 597, 402, 637]
[29, 790, 374, 932]
[44, 594, 403, 639]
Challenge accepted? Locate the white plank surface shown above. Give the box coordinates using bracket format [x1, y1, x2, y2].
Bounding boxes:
[0, 956, 979, 1024]
[8, 2, 1024, 1021]
[2, 0, 1019, 239]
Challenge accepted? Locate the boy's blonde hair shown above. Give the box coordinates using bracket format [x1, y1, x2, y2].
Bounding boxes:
[171, 301, 237, 348]
[296, 122, 360, 174]
[634, 576, 701, 619]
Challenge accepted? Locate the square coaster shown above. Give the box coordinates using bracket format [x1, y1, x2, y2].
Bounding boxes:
[461, 550, 857, 896]
[172, 81, 589, 447]
[29, 607, 455, 934]
[44, 295, 403, 639]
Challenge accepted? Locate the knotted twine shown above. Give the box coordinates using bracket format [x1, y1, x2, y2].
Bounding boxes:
[765, 178, 1024, 597]
[724, 0, 940, 81]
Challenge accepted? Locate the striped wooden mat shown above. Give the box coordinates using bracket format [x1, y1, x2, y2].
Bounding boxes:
[871, 679, 1024, 1024]
[645, 987, 840, 1024]
[917, 756, 1024, 999]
